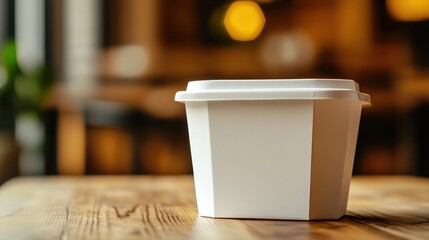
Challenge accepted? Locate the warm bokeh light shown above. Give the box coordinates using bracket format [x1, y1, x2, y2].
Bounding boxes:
[106, 45, 149, 79]
[387, 0, 429, 21]
[260, 32, 314, 72]
[224, 1, 265, 41]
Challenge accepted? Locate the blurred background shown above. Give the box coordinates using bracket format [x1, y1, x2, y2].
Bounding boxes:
[1, 0, 429, 183]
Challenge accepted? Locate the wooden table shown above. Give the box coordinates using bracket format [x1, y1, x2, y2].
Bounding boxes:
[0, 176, 428, 239]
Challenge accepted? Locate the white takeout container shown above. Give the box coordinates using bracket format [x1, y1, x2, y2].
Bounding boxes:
[175, 79, 371, 220]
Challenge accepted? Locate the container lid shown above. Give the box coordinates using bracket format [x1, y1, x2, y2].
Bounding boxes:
[175, 79, 371, 106]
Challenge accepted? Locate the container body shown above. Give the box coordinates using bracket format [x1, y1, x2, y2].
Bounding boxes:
[177, 79, 370, 220]
[185, 99, 362, 220]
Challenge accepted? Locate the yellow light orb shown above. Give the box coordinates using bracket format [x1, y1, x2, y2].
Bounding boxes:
[224, 1, 266, 41]
[387, 0, 429, 21]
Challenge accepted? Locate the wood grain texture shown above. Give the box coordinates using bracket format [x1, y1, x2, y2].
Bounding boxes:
[0, 175, 428, 239]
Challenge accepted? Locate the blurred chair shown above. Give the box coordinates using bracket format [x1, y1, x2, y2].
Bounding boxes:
[84, 100, 139, 174]
[83, 93, 192, 175]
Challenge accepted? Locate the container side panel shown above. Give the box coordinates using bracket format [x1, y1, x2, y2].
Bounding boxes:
[309, 100, 355, 219]
[185, 102, 215, 217]
[339, 102, 362, 214]
[209, 100, 313, 220]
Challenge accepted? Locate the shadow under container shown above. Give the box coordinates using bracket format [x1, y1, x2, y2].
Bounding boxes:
[175, 79, 371, 220]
